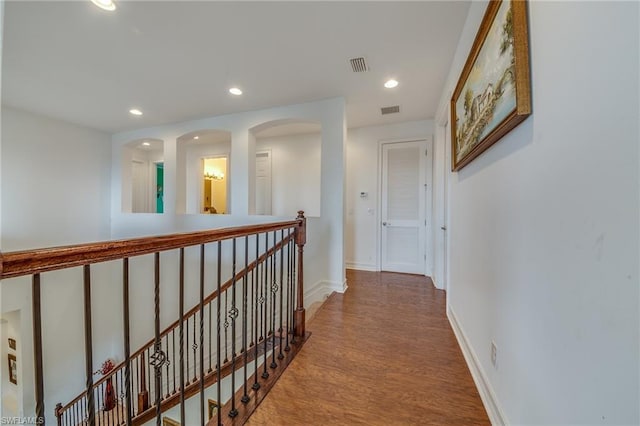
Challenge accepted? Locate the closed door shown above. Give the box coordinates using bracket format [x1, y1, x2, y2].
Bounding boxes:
[131, 160, 148, 213]
[255, 151, 272, 215]
[381, 141, 427, 274]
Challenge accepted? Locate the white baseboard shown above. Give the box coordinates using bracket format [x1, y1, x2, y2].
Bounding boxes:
[447, 307, 508, 426]
[345, 261, 378, 272]
[304, 279, 347, 307]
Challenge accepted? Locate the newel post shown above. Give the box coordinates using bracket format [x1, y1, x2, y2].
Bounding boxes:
[55, 403, 63, 426]
[294, 211, 306, 337]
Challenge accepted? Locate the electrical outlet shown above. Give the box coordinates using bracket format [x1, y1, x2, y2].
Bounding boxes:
[491, 341, 497, 368]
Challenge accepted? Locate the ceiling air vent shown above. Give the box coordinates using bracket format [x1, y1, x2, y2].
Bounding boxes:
[381, 105, 400, 115]
[350, 57, 368, 72]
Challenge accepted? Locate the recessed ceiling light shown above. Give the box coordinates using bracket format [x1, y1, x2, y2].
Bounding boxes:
[384, 79, 399, 89]
[91, 0, 116, 11]
[129, 108, 143, 116]
[194, 136, 199, 140]
[142, 142, 150, 146]
[229, 87, 243, 96]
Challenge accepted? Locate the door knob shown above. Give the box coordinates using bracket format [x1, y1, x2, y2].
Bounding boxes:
[441, 226, 447, 231]
[382, 222, 388, 226]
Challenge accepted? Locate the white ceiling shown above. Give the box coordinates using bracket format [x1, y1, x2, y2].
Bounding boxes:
[1, 1, 470, 134]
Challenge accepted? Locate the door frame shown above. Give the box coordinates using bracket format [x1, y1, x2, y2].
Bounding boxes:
[433, 110, 451, 292]
[377, 137, 433, 276]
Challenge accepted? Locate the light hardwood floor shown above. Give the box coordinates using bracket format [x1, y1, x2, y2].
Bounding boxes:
[247, 269, 489, 425]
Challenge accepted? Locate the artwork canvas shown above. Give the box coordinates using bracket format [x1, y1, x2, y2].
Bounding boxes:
[8, 354, 17, 385]
[208, 399, 219, 420]
[162, 417, 179, 426]
[451, 0, 531, 171]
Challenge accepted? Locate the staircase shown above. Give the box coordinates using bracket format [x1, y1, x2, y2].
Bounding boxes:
[0, 212, 308, 426]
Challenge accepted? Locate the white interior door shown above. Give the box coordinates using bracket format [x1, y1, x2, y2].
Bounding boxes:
[381, 140, 427, 274]
[131, 160, 148, 213]
[255, 151, 272, 215]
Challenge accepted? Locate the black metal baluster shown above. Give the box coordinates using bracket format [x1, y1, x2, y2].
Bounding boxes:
[209, 293, 213, 374]
[228, 238, 239, 418]
[270, 231, 278, 369]
[199, 244, 206, 426]
[147, 348, 152, 407]
[278, 230, 285, 360]
[252, 234, 261, 391]
[83, 266, 96, 426]
[216, 241, 222, 426]
[122, 258, 132, 425]
[172, 329, 176, 395]
[262, 233, 270, 379]
[192, 309, 198, 383]
[224, 287, 229, 364]
[135, 353, 139, 415]
[152, 252, 163, 426]
[96, 385, 102, 421]
[241, 235, 250, 404]
[119, 369, 125, 425]
[32, 273, 46, 425]
[165, 334, 171, 398]
[285, 230, 291, 352]
[291, 237, 297, 344]
[250, 236, 255, 348]
[179, 248, 186, 425]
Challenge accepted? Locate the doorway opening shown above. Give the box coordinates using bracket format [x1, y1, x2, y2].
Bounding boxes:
[202, 157, 228, 214]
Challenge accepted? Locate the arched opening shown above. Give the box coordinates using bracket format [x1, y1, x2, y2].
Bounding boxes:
[250, 120, 321, 217]
[121, 138, 165, 213]
[177, 130, 231, 214]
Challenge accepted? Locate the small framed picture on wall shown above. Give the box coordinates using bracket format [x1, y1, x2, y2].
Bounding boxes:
[8, 353, 17, 385]
[8, 338, 16, 350]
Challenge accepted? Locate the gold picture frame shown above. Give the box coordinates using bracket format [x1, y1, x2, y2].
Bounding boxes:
[8, 353, 17, 385]
[208, 399, 219, 420]
[451, 0, 531, 171]
[162, 417, 179, 426]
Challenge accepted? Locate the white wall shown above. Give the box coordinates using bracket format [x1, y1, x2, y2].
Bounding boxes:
[435, 2, 639, 424]
[0, 107, 113, 421]
[345, 120, 433, 272]
[256, 132, 321, 217]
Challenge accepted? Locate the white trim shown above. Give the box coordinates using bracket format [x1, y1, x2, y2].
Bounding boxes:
[304, 279, 347, 308]
[447, 306, 508, 426]
[345, 262, 378, 272]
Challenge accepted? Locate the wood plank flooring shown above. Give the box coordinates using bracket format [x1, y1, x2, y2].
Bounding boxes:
[247, 270, 489, 425]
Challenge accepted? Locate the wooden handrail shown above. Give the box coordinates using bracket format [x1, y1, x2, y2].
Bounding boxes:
[0, 219, 301, 280]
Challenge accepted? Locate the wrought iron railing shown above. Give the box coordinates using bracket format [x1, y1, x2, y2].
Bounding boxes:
[0, 212, 308, 426]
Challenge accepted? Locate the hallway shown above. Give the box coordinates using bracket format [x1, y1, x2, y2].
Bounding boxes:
[247, 270, 489, 425]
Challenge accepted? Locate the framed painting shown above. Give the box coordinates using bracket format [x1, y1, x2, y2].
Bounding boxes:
[208, 399, 219, 420]
[8, 338, 16, 350]
[451, 0, 531, 171]
[8, 353, 17, 385]
[162, 417, 179, 426]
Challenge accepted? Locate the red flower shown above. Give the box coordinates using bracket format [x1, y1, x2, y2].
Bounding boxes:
[94, 358, 115, 376]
